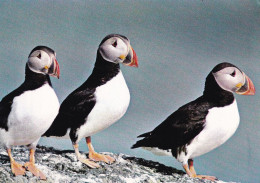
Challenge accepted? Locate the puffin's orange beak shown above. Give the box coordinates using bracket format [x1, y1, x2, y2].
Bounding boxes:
[122, 46, 138, 67]
[236, 74, 255, 95]
[48, 58, 60, 79]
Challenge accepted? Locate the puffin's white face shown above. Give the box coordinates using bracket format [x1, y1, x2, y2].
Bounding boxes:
[213, 66, 255, 95]
[99, 35, 138, 67]
[28, 47, 60, 78]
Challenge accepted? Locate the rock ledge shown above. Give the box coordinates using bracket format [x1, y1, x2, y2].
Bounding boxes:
[0, 146, 236, 183]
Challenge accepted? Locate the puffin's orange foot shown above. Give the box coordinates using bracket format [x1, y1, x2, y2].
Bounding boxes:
[183, 162, 217, 181]
[89, 151, 115, 164]
[24, 162, 46, 180]
[195, 175, 217, 181]
[104, 154, 115, 163]
[78, 157, 100, 168]
[11, 161, 26, 176]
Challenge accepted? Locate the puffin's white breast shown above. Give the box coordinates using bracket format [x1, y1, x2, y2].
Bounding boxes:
[0, 84, 59, 147]
[177, 100, 240, 164]
[76, 71, 130, 141]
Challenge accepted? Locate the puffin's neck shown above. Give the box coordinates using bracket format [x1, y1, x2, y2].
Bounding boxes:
[203, 73, 234, 106]
[25, 64, 52, 88]
[94, 51, 120, 73]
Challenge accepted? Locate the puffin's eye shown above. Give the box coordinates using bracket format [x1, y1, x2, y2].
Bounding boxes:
[37, 53, 41, 59]
[230, 70, 236, 77]
[112, 41, 117, 47]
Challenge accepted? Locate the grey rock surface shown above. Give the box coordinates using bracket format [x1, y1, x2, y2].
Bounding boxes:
[0, 146, 237, 183]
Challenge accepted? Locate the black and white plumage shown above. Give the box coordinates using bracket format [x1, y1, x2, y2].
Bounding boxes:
[132, 62, 255, 180]
[0, 46, 60, 179]
[44, 34, 138, 168]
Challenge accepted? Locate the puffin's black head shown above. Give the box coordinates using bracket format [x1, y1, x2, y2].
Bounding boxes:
[205, 62, 255, 96]
[96, 34, 138, 68]
[27, 46, 60, 79]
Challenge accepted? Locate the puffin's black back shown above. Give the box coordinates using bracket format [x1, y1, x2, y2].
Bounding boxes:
[132, 70, 235, 158]
[44, 51, 120, 142]
[0, 65, 52, 131]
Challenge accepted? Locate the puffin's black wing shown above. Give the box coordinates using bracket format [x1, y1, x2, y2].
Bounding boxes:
[59, 87, 96, 117]
[0, 96, 13, 131]
[132, 96, 211, 152]
[43, 78, 96, 137]
[0, 83, 27, 131]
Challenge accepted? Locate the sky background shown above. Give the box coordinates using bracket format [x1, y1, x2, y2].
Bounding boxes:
[0, 1, 259, 182]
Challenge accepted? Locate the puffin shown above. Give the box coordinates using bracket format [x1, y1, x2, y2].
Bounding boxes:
[44, 34, 138, 168]
[132, 62, 255, 180]
[0, 46, 60, 180]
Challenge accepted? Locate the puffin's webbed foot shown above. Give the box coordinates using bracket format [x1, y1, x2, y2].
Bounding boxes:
[11, 161, 26, 176]
[73, 143, 100, 168]
[77, 156, 100, 168]
[23, 149, 46, 180]
[195, 175, 217, 181]
[24, 162, 46, 180]
[183, 159, 218, 181]
[89, 151, 115, 164]
[7, 148, 26, 176]
[86, 136, 115, 164]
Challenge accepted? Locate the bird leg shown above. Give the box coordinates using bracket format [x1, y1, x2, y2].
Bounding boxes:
[183, 163, 194, 177]
[188, 159, 197, 175]
[86, 136, 115, 164]
[24, 149, 46, 180]
[7, 148, 25, 176]
[182, 159, 217, 181]
[73, 143, 100, 168]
